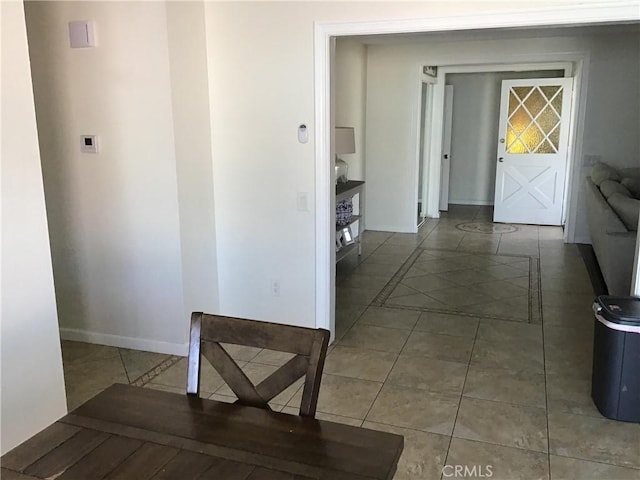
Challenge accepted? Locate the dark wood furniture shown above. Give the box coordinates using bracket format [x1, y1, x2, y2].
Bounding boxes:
[1, 384, 404, 480]
[187, 312, 330, 418]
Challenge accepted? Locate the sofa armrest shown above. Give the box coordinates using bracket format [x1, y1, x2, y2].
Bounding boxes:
[585, 177, 631, 235]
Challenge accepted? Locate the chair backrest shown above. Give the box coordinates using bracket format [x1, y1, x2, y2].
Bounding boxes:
[186, 312, 330, 418]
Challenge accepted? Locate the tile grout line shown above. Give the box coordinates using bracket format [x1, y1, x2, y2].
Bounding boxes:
[537, 230, 553, 479]
[358, 308, 420, 430]
[440, 315, 480, 480]
[117, 348, 131, 384]
[349, 227, 428, 424]
[335, 231, 420, 426]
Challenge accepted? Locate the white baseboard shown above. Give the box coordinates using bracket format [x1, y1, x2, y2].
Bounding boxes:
[365, 224, 415, 233]
[59, 328, 188, 356]
[448, 200, 494, 206]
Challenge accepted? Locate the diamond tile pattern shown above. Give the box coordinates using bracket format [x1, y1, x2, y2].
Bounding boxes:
[382, 249, 536, 322]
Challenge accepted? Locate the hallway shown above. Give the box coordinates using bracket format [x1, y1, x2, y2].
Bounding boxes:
[331, 204, 639, 479]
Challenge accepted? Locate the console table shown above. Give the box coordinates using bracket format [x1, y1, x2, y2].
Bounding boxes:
[336, 180, 365, 262]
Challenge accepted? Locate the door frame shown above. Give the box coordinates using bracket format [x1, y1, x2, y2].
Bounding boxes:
[417, 76, 437, 227]
[432, 62, 575, 215]
[439, 85, 454, 211]
[313, 3, 640, 336]
[493, 76, 575, 225]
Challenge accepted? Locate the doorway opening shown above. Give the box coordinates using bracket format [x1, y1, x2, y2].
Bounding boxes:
[316, 7, 639, 338]
[437, 69, 567, 223]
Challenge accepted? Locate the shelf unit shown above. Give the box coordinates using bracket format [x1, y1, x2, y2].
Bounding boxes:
[335, 180, 365, 263]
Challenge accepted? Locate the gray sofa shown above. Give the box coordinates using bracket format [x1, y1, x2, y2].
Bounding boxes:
[585, 163, 640, 296]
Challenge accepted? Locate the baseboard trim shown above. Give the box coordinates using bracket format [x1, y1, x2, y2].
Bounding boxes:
[577, 243, 608, 296]
[448, 200, 494, 206]
[59, 328, 188, 356]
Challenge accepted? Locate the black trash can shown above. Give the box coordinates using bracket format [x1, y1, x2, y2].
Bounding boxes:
[591, 296, 640, 422]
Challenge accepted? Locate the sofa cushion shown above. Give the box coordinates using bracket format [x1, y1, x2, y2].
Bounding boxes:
[621, 177, 640, 199]
[591, 162, 621, 185]
[608, 192, 640, 231]
[620, 167, 640, 180]
[599, 180, 631, 199]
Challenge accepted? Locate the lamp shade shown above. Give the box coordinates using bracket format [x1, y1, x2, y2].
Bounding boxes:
[335, 127, 355, 155]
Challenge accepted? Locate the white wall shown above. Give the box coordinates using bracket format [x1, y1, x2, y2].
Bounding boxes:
[446, 70, 562, 206]
[24, 1, 190, 354]
[204, 2, 446, 324]
[166, 2, 220, 322]
[204, 2, 638, 323]
[365, 30, 640, 233]
[335, 38, 367, 181]
[1, 0, 67, 454]
[13, 2, 637, 362]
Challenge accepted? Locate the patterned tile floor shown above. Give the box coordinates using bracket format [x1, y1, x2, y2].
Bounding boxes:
[61, 205, 640, 480]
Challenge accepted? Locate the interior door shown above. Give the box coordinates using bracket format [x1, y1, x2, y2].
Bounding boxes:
[493, 77, 574, 225]
[439, 85, 454, 211]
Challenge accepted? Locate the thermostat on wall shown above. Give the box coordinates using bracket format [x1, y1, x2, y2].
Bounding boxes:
[81, 135, 99, 154]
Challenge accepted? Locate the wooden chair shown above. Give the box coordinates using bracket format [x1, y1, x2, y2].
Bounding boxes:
[186, 312, 330, 418]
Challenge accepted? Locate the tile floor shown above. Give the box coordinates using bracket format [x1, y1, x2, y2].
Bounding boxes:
[61, 205, 640, 480]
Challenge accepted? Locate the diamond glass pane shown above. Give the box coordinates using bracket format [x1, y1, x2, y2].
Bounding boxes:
[550, 89, 563, 115]
[509, 107, 532, 134]
[548, 125, 561, 150]
[508, 138, 528, 154]
[522, 124, 544, 151]
[508, 91, 520, 115]
[540, 85, 561, 101]
[524, 89, 547, 117]
[512, 86, 533, 102]
[535, 139, 556, 154]
[537, 106, 560, 135]
[506, 125, 519, 150]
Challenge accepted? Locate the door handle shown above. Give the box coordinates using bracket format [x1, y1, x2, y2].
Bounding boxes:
[498, 157, 504, 163]
[444, 154, 449, 159]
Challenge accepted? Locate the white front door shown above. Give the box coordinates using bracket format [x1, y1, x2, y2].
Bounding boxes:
[493, 77, 574, 225]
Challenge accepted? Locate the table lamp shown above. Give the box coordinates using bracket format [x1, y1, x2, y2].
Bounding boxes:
[335, 127, 355, 183]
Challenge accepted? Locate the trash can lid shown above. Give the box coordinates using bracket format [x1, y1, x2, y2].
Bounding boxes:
[594, 296, 640, 326]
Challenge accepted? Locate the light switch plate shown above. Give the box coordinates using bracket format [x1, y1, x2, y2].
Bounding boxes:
[69, 21, 96, 48]
[81, 135, 98, 154]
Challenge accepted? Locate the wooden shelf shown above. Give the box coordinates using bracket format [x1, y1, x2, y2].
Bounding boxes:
[336, 180, 365, 203]
[335, 181, 365, 264]
[336, 215, 361, 231]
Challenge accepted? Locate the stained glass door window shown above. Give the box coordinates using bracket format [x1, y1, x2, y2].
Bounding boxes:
[506, 85, 563, 154]
[494, 77, 574, 226]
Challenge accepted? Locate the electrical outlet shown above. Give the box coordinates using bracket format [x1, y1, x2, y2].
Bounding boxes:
[271, 279, 280, 296]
